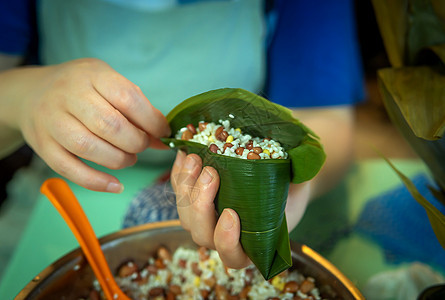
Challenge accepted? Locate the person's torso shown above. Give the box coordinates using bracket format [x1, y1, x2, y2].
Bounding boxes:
[38, 0, 267, 115]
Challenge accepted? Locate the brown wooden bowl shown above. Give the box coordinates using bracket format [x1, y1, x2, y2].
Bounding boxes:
[16, 220, 363, 299]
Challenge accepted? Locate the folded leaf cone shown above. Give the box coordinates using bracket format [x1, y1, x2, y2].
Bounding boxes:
[162, 88, 326, 279]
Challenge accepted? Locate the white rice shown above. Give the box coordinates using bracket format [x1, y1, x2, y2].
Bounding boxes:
[174, 120, 288, 160]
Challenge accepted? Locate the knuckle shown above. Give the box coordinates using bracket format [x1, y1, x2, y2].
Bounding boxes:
[191, 231, 205, 247]
[96, 111, 122, 136]
[74, 57, 103, 69]
[128, 134, 149, 154]
[194, 201, 211, 215]
[107, 153, 135, 170]
[71, 133, 95, 156]
[51, 158, 71, 177]
[176, 192, 191, 208]
[115, 85, 140, 112]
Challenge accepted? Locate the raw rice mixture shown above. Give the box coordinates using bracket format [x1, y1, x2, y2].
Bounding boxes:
[88, 246, 325, 300]
[173, 119, 288, 160]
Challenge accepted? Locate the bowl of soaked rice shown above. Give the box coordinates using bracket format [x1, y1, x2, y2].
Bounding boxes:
[17, 220, 363, 300]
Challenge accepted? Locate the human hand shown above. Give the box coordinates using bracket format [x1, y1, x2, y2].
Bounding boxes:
[171, 151, 252, 269]
[12, 58, 170, 192]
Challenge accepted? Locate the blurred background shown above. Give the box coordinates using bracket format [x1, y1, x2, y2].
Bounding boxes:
[0, 0, 422, 287]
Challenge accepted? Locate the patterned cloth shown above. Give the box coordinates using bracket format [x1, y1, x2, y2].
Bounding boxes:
[122, 181, 178, 228]
[355, 174, 445, 272]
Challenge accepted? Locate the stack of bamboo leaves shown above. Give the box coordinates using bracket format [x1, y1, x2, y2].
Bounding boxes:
[372, 0, 445, 250]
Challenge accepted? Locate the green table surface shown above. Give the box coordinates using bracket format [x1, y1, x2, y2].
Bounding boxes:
[0, 158, 440, 299]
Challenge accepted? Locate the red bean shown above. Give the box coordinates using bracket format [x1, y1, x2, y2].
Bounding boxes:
[157, 246, 172, 261]
[223, 143, 233, 153]
[215, 285, 229, 299]
[181, 130, 193, 140]
[148, 287, 165, 297]
[169, 284, 182, 295]
[178, 259, 187, 268]
[247, 152, 260, 160]
[155, 258, 166, 269]
[239, 286, 251, 299]
[299, 279, 315, 294]
[283, 281, 299, 293]
[203, 276, 216, 289]
[235, 147, 244, 156]
[186, 123, 197, 135]
[200, 289, 210, 299]
[198, 122, 208, 131]
[245, 140, 253, 150]
[209, 144, 219, 153]
[215, 127, 229, 141]
[252, 147, 262, 154]
[191, 262, 202, 276]
[117, 261, 138, 278]
[198, 246, 210, 261]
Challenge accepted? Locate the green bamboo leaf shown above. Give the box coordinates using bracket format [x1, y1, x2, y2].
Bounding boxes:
[383, 157, 445, 251]
[371, 0, 408, 67]
[429, 186, 445, 207]
[372, 0, 445, 67]
[162, 88, 325, 279]
[378, 66, 445, 140]
[406, 0, 445, 65]
[378, 68, 445, 193]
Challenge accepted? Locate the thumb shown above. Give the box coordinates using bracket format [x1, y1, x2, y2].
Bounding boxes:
[214, 209, 251, 269]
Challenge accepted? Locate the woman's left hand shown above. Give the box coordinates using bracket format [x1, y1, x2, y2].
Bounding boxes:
[170, 150, 252, 269]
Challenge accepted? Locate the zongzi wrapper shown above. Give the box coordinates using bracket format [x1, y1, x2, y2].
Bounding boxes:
[162, 88, 326, 279]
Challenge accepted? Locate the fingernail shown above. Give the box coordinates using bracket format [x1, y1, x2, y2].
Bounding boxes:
[107, 182, 124, 193]
[184, 155, 196, 170]
[221, 209, 234, 231]
[199, 167, 213, 184]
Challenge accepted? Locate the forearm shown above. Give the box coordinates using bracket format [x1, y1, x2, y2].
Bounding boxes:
[0, 67, 27, 158]
[285, 106, 355, 230]
[0, 66, 48, 157]
[0, 123, 25, 158]
[0, 54, 28, 158]
[291, 106, 355, 198]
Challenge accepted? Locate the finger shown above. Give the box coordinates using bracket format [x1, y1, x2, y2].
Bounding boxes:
[149, 136, 171, 150]
[188, 166, 219, 249]
[49, 113, 137, 170]
[66, 92, 151, 154]
[38, 139, 124, 193]
[214, 209, 251, 269]
[174, 154, 202, 230]
[171, 151, 186, 193]
[175, 154, 202, 207]
[92, 71, 171, 138]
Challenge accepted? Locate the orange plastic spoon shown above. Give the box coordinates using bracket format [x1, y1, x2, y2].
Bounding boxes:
[41, 178, 130, 300]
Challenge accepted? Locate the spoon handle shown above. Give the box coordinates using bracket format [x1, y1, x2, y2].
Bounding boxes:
[41, 178, 129, 300]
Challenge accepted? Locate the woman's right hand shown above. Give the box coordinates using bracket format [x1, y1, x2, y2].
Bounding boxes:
[0, 58, 170, 192]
